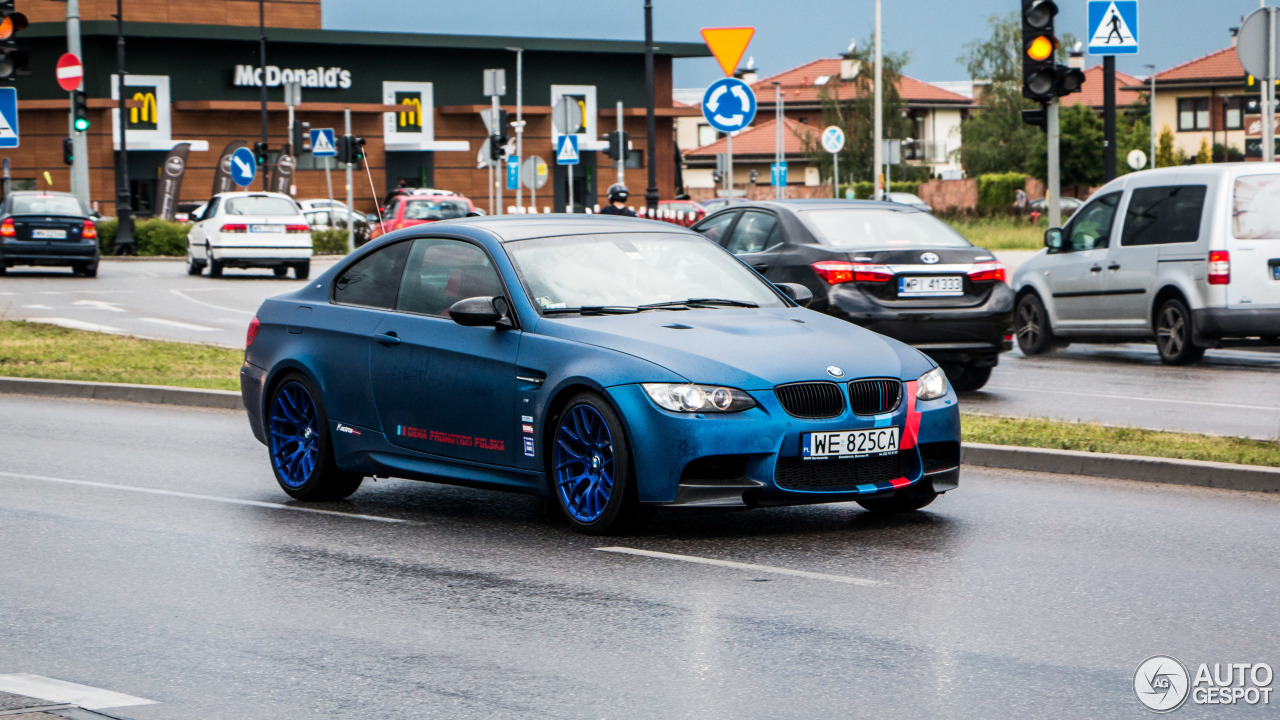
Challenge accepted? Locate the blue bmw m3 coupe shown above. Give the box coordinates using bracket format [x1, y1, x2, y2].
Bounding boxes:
[241, 216, 962, 533]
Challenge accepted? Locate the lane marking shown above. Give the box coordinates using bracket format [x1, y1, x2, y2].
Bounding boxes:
[0, 471, 406, 524]
[170, 289, 256, 316]
[983, 385, 1280, 412]
[0, 673, 157, 710]
[139, 317, 217, 332]
[596, 546, 881, 587]
[21, 304, 52, 310]
[72, 299, 125, 312]
[27, 317, 123, 333]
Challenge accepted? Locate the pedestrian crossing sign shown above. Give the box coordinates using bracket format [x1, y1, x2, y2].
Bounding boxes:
[310, 128, 336, 157]
[556, 134, 579, 165]
[1088, 0, 1138, 55]
[0, 88, 19, 149]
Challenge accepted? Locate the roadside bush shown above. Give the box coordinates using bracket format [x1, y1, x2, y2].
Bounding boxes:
[976, 172, 1027, 209]
[94, 218, 191, 256]
[95, 219, 117, 253]
[312, 229, 349, 255]
[837, 181, 920, 200]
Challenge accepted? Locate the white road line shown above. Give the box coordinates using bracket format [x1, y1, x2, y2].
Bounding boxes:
[170, 288, 256, 316]
[0, 471, 406, 524]
[21, 304, 52, 310]
[0, 673, 157, 710]
[72, 299, 125, 312]
[596, 546, 881, 587]
[27, 317, 123, 333]
[139, 317, 217, 332]
[983, 385, 1280, 412]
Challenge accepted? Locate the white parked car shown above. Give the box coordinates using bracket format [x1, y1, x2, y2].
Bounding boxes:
[1012, 163, 1280, 364]
[186, 192, 313, 279]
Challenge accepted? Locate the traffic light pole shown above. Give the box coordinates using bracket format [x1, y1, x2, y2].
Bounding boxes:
[616, 100, 624, 185]
[492, 92, 502, 215]
[112, 0, 133, 254]
[1104, 56, 1116, 181]
[1047, 98, 1061, 229]
[258, 0, 269, 191]
[643, 0, 658, 215]
[64, 0, 89, 207]
[344, 107, 354, 253]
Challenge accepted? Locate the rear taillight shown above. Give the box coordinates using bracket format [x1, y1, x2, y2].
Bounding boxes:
[0, 218, 14, 237]
[82, 220, 98, 239]
[811, 260, 894, 284]
[968, 261, 1007, 283]
[246, 316, 261, 348]
[393, 221, 404, 230]
[220, 223, 248, 233]
[285, 224, 310, 233]
[1208, 250, 1230, 285]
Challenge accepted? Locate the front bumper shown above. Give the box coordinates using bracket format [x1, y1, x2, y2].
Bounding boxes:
[1, 240, 98, 266]
[605, 380, 962, 506]
[1194, 307, 1280, 341]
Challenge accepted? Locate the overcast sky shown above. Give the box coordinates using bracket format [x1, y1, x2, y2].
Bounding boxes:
[325, 0, 1251, 88]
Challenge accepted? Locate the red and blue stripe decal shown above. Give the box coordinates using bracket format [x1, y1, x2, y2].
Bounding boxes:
[852, 380, 922, 495]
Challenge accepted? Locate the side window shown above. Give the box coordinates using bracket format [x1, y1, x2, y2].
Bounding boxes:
[203, 198, 220, 219]
[1064, 192, 1121, 252]
[694, 211, 737, 245]
[397, 238, 504, 317]
[1121, 185, 1207, 247]
[332, 241, 411, 309]
[725, 211, 779, 254]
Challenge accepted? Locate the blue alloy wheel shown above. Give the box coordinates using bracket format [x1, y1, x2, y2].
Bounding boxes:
[553, 404, 616, 523]
[269, 380, 320, 488]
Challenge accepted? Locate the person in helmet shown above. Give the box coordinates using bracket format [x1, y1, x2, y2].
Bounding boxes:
[598, 183, 637, 217]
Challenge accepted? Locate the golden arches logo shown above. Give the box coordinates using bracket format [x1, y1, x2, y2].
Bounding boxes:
[398, 96, 421, 129]
[130, 92, 156, 125]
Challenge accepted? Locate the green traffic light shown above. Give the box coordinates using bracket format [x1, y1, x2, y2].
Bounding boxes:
[73, 117, 89, 132]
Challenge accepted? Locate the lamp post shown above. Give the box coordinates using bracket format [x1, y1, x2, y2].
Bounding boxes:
[259, 0, 269, 190]
[872, 0, 883, 200]
[1145, 64, 1156, 168]
[643, 0, 658, 215]
[112, 0, 133, 254]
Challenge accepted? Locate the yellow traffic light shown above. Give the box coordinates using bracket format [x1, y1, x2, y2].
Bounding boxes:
[1027, 35, 1055, 62]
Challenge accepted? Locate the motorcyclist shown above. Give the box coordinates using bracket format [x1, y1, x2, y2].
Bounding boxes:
[598, 183, 637, 217]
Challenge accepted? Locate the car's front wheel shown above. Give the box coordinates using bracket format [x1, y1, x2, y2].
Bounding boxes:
[550, 393, 645, 534]
[1155, 297, 1205, 365]
[1014, 292, 1054, 355]
[943, 364, 992, 392]
[856, 482, 937, 514]
[266, 373, 363, 501]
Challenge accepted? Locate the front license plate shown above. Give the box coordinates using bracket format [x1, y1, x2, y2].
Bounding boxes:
[250, 224, 283, 233]
[31, 228, 67, 239]
[899, 275, 963, 297]
[802, 427, 900, 459]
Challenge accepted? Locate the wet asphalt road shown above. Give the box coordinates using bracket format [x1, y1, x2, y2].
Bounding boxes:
[0, 395, 1277, 719]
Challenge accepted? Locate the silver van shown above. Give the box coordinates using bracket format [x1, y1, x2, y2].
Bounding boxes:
[1011, 164, 1280, 364]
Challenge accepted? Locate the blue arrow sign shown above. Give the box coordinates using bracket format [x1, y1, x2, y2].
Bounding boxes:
[506, 155, 520, 190]
[230, 146, 257, 187]
[556, 135, 579, 165]
[771, 162, 788, 187]
[1088, 0, 1138, 55]
[0, 88, 19, 149]
[310, 128, 336, 157]
[701, 77, 757, 134]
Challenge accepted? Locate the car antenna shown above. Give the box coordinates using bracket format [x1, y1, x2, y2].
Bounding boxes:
[362, 157, 385, 230]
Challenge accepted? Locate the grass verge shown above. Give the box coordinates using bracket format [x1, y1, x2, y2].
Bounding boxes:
[944, 216, 1045, 251]
[964, 413, 1280, 469]
[0, 320, 242, 392]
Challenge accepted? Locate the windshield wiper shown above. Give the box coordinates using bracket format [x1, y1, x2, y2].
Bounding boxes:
[542, 305, 643, 315]
[640, 298, 759, 309]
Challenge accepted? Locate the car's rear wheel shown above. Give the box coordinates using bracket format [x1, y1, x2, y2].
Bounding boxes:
[294, 261, 310, 280]
[550, 392, 645, 534]
[856, 482, 937, 514]
[266, 374, 363, 501]
[944, 364, 992, 392]
[73, 261, 98, 278]
[186, 252, 204, 276]
[1155, 298, 1205, 365]
[207, 245, 223, 278]
[273, 266, 288, 278]
[1015, 293, 1054, 355]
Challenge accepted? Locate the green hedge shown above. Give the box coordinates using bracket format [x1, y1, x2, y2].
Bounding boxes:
[838, 181, 921, 200]
[94, 218, 350, 256]
[976, 173, 1027, 208]
[312, 229, 349, 255]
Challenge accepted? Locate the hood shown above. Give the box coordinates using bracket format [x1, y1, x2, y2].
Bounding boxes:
[532, 307, 934, 390]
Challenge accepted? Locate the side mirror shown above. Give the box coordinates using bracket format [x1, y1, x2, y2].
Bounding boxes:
[448, 296, 513, 328]
[775, 282, 813, 308]
[1044, 227, 1065, 253]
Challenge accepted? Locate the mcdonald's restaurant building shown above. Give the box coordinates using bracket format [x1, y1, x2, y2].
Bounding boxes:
[9, 0, 706, 216]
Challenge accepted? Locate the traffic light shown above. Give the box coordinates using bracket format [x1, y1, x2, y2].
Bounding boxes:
[253, 141, 268, 165]
[0, 0, 27, 81]
[62, 137, 74, 165]
[71, 90, 89, 132]
[1021, 107, 1047, 132]
[336, 134, 365, 164]
[605, 131, 630, 162]
[292, 121, 311, 154]
[1053, 65, 1086, 97]
[1021, 0, 1058, 102]
[489, 135, 503, 161]
[493, 109, 509, 144]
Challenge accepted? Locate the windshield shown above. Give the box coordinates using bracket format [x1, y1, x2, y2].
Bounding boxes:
[798, 208, 971, 249]
[505, 233, 787, 312]
[1233, 175, 1280, 239]
[224, 196, 300, 217]
[405, 199, 469, 221]
[12, 195, 83, 216]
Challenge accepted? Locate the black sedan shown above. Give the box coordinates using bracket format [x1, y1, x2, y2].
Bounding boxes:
[0, 191, 100, 277]
[692, 200, 1013, 391]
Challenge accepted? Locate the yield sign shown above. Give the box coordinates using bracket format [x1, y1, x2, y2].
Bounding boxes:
[56, 53, 83, 92]
[700, 27, 755, 78]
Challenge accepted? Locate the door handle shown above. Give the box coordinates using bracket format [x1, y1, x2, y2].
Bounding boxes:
[752, 263, 770, 271]
[1089, 265, 1103, 273]
[374, 331, 401, 346]
[1108, 263, 1121, 270]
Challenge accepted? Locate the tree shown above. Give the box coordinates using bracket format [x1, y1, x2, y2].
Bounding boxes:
[1115, 98, 1151, 175]
[957, 13, 1043, 176]
[1027, 104, 1104, 192]
[1195, 138, 1211, 164]
[1155, 125, 1176, 168]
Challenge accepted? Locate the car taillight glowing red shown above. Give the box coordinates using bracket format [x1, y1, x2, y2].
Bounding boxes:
[220, 223, 248, 233]
[82, 220, 98, 239]
[0, 219, 14, 237]
[968, 261, 1007, 283]
[285, 224, 310, 233]
[246, 316, 261, 348]
[811, 260, 893, 284]
[1208, 250, 1230, 285]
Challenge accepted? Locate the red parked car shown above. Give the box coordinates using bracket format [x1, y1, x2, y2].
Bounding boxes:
[368, 194, 475, 241]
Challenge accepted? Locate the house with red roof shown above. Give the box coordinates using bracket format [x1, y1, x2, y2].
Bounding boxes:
[1065, 65, 1145, 113]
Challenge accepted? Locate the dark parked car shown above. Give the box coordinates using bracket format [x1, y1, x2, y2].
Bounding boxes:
[0, 191, 100, 277]
[692, 199, 1014, 391]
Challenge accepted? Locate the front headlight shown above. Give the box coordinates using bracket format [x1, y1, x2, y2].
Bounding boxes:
[917, 367, 948, 401]
[642, 383, 756, 413]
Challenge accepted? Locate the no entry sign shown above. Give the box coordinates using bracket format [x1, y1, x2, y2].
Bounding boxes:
[56, 53, 82, 92]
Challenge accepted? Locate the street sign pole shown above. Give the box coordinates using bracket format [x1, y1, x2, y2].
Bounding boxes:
[565, 101, 574, 213]
[64, 0, 89, 207]
[344, 107, 354, 253]
[616, 100, 625, 185]
[726, 134, 733, 199]
[1048, 98, 1061, 229]
[1104, 56, 1116, 180]
[833, 152, 839, 198]
[873, 0, 883, 201]
[491, 91, 502, 215]
[1268, 7, 1276, 163]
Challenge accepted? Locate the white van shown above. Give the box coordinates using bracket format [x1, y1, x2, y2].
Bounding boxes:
[1011, 164, 1280, 364]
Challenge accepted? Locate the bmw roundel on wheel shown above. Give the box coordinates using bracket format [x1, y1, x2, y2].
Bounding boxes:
[240, 216, 962, 533]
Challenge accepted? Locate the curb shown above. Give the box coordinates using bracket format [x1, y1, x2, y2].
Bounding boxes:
[0, 376, 242, 410]
[963, 442, 1280, 494]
